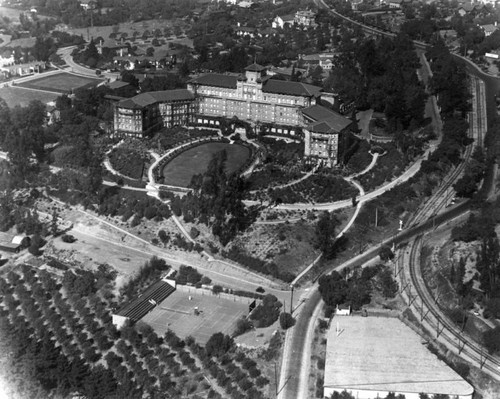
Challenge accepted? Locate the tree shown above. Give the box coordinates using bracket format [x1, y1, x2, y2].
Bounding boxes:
[310, 65, 324, 86]
[379, 245, 394, 261]
[330, 391, 355, 399]
[50, 210, 59, 236]
[205, 333, 234, 358]
[158, 230, 169, 244]
[379, 267, 398, 298]
[279, 312, 295, 330]
[212, 285, 223, 295]
[318, 271, 348, 309]
[315, 211, 337, 258]
[234, 317, 253, 336]
[0, 97, 12, 145]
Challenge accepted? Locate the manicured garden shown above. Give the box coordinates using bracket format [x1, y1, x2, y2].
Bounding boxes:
[356, 142, 408, 191]
[161, 142, 251, 187]
[108, 146, 149, 180]
[247, 137, 305, 191]
[151, 126, 218, 153]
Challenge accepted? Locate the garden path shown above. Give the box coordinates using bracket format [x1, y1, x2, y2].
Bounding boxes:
[249, 163, 320, 194]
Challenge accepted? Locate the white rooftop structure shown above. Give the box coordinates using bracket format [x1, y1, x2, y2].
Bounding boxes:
[324, 317, 474, 399]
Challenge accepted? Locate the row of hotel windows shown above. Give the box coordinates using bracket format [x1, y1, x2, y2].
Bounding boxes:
[198, 88, 305, 106]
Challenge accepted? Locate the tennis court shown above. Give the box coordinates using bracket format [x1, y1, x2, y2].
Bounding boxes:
[142, 288, 249, 345]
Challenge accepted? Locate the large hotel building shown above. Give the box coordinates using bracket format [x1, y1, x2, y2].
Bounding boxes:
[114, 64, 353, 167]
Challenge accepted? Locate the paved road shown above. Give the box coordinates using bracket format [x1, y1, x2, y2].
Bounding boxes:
[56, 46, 119, 81]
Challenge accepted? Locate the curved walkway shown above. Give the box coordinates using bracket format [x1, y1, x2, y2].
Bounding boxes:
[146, 136, 220, 193]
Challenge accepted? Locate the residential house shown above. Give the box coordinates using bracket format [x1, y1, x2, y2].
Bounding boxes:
[388, 0, 403, 8]
[113, 54, 168, 70]
[301, 53, 337, 70]
[97, 38, 128, 56]
[0, 50, 14, 67]
[294, 10, 316, 27]
[46, 103, 61, 125]
[235, 25, 257, 38]
[80, 0, 97, 10]
[238, 1, 253, 8]
[0, 232, 30, 253]
[480, 22, 498, 37]
[272, 14, 295, 29]
[1, 61, 46, 78]
[457, 2, 484, 17]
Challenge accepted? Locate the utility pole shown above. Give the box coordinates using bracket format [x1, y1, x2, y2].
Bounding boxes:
[290, 285, 294, 314]
[274, 362, 278, 397]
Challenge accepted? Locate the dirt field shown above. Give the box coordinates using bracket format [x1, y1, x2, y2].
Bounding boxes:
[142, 288, 248, 344]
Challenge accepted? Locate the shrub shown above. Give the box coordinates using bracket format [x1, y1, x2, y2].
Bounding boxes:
[212, 285, 223, 295]
[279, 312, 295, 330]
[205, 333, 234, 358]
[250, 294, 282, 328]
[190, 227, 200, 239]
[234, 316, 253, 337]
[61, 234, 76, 243]
[379, 245, 394, 261]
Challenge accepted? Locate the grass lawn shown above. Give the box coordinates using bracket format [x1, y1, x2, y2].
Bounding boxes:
[0, 86, 59, 107]
[162, 142, 251, 187]
[16, 72, 102, 93]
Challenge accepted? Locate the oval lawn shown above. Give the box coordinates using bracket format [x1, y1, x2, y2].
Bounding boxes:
[162, 142, 251, 187]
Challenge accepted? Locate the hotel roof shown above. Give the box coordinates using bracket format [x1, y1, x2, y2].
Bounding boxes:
[118, 89, 194, 109]
[262, 79, 322, 97]
[325, 317, 474, 397]
[245, 63, 266, 72]
[302, 105, 352, 133]
[189, 74, 238, 89]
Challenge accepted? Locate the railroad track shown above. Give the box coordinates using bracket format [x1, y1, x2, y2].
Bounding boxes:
[408, 75, 482, 228]
[399, 236, 500, 378]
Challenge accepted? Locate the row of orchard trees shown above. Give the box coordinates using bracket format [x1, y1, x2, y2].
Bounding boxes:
[0, 260, 271, 398]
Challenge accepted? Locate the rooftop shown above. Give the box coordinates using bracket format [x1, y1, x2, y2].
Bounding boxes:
[262, 79, 322, 97]
[325, 317, 474, 397]
[107, 80, 130, 90]
[245, 63, 266, 72]
[117, 280, 175, 321]
[189, 74, 238, 89]
[118, 89, 194, 109]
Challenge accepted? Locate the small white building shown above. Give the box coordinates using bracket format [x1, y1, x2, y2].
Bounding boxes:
[272, 14, 295, 29]
[335, 304, 351, 316]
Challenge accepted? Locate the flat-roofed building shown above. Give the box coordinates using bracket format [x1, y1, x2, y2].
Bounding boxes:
[324, 317, 474, 399]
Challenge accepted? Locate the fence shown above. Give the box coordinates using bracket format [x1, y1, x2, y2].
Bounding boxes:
[175, 284, 255, 304]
